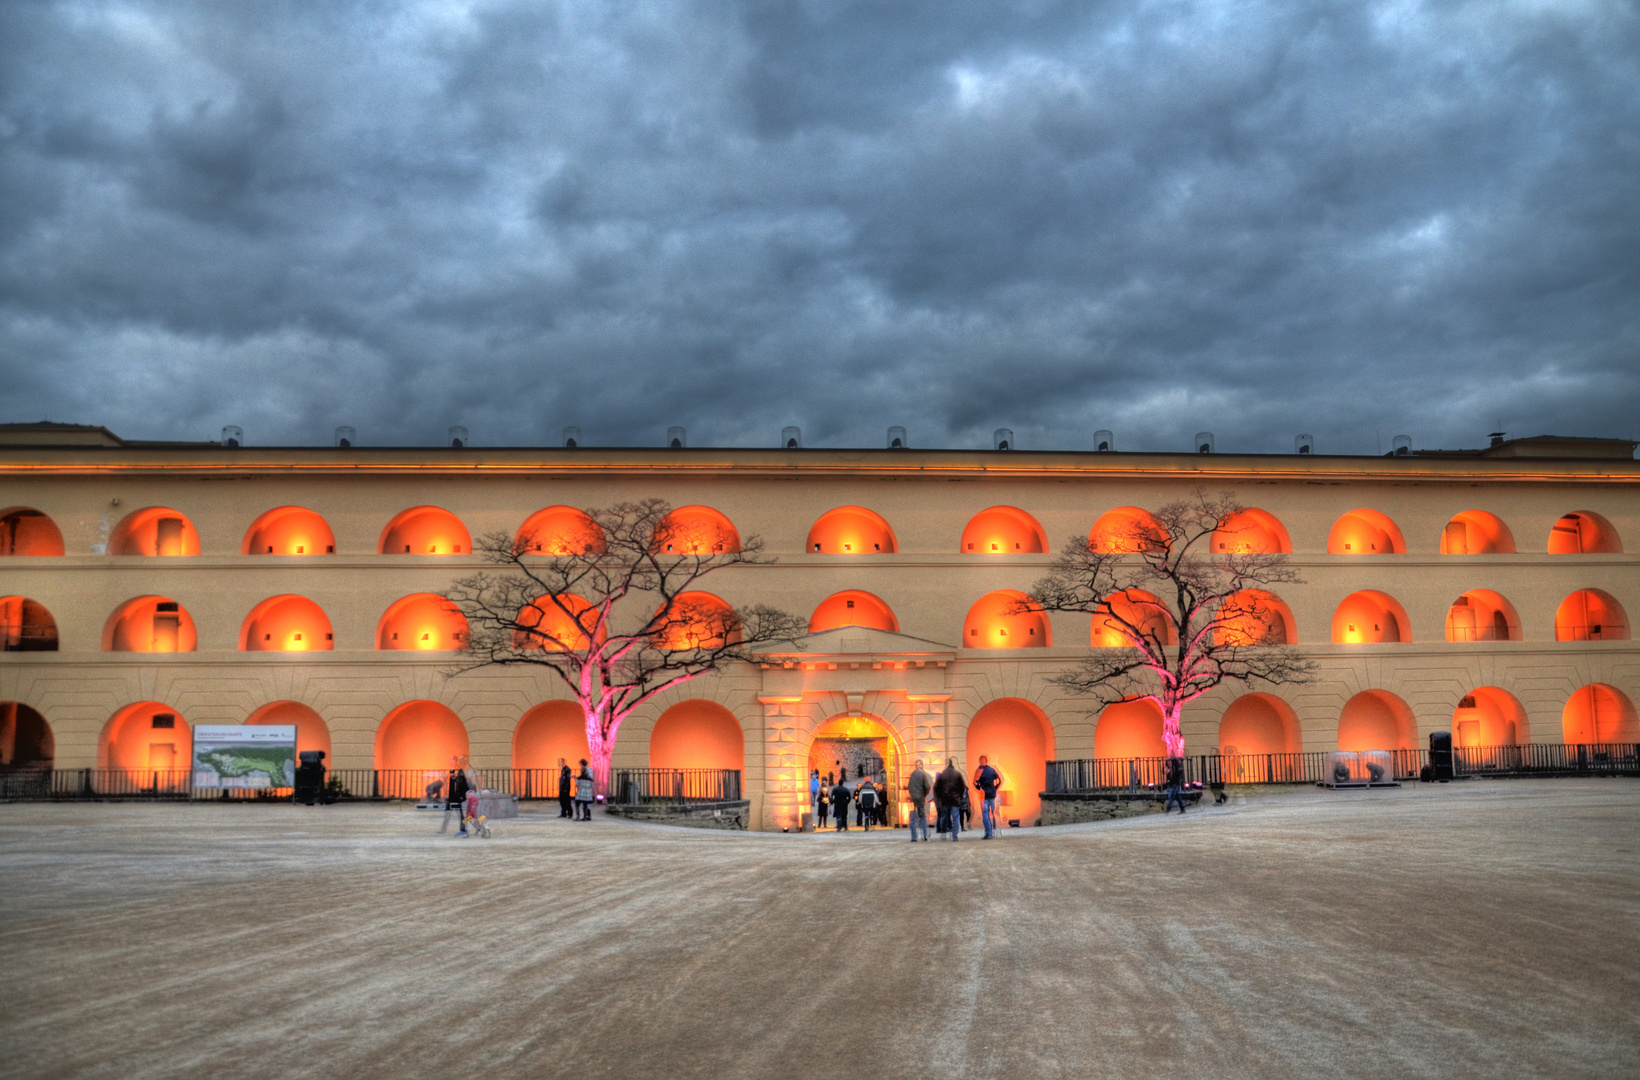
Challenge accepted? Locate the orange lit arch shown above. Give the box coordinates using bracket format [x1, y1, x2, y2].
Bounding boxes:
[1549, 511, 1621, 554]
[1218, 693, 1302, 756]
[1214, 589, 1296, 646]
[655, 506, 740, 555]
[0, 507, 65, 556]
[1211, 508, 1291, 554]
[239, 595, 334, 652]
[1095, 699, 1166, 759]
[516, 506, 604, 554]
[513, 701, 591, 771]
[378, 506, 470, 555]
[1337, 690, 1416, 751]
[1439, 510, 1515, 554]
[649, 700, 745, 771]
[99, 701, 191, 771]
[376, 593, 468, 651]
[961, 506, 1047, 554]
[966, 699, 1054, 825]
[809, 590, 898, 633]
[373, 702, 469, 790]
[1562, 683, 1639, 743]
[963, 590, 1050, 648]
[1451, 687, 1527, 748]
[654, 591, 740, 650]
[1088, 507, 1164, 553]
[515, 593, 598, 651]
[807, 506, 896, 554]
[246, 701, 332, 762]
[1, 596, 59, 652]
[1331, 591, 1411, 644]
[109, 507, 200, 556]
[1554, 589, 1629, 641]
[242, 506, 335, 555]
[1444, 590, 1520, 642]
[103, 596, 197, 652]
[1327, 509, 1406, 555]
[1091, 589, 1176, 648]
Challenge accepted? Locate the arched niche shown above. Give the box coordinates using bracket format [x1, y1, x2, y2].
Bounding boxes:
[649, 700, 744, 772]
[376, 594, 467, 651]
[1094, 699, 1166, 759]
[1088, 507, 1164, 553]
[1091, 589, 1175, 648]
[1452, 688, 1526, 748]
[242, 506, 335, 556]
[655, 506, 741, 555]
[1444, 590, 1521, 643]
[513, 594, 597, 651]
[807, 506, 896, 554]
[809, 590, 898, 633]
[0, 702, 55, 767]
[516, 506, 604, 555]
[1332, 591, 1411, 644]
[99, 701, 191, 771]
[246, 701, 332, 762]
[240, 595, 334, 652]
[1548, 511, 1622, 554]
[965, 699, 1054, 825]
[1218, 693, 1301, 756]
[103, 596, 197, 652]
[373, 702, 469, 790]
[654, 591, 739, 650]
[960, 506, 1047, 554]
[1214, 590, 1296, 646]
[1561, 683, 1639, 744]
[1, 597, 58, 652]
[1554, 589, 1629, 642]
[1327, 509, 1406, 555]
[1211, 509, 1292, 554]
[109, 507, 200, 557]
[1337, 690, 1417, 751]
[0, 508, 65, 556]
[378, 506, 470, 555]
[963, 589, 1050, 648]
[513, 701, 590, 772]
[1440, 511, 1514, 554]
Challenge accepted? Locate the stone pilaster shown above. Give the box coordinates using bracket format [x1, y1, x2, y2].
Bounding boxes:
[757, 696, 806, 831]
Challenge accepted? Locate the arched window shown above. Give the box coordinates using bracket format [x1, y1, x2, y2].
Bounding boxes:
[649, 700, 744, 772]
[109, 507, 200, 556]
[242, 507, 335, 555]
[1090, 589, 1176, 648]
[1554, 590, 1629, 641]
[1332, 591, 1411, 644]
[809, 590, 898, 633]
[1451, 688, 1527, 748]
[0, 508, 65, 556]
[1439, 511, 1514, 554]
[807, 506, 896, 554]
[246, 701, 332, 762]
[654, 592, 740, 650]
[376, 594, 468, 651]
[516, 506, 604, 554]
[1548, 511, 1621, 554]
[1444, 590, 1521, 642]
[1211, 509, 1292, 554]
[1337, 691, 1417, 751]
[962, 590, 1050, 648]
[99, 701, 191, 776]
[0, 597, 58, 651]
[655, 506, 740, 555]
[1327, 509, 1406, 555]
[378, 506, 470, 555]
[513, 594, 597, 652]
[960, 507, 1047, 554]
[1088, 507, 1164, 553]
[239, 596, 334, 651]
[1562, 684, 1639, 743]
[1094, 700, 1166, 759]
[103, 596, 197, 652]
[1214, 590, 1296, 646]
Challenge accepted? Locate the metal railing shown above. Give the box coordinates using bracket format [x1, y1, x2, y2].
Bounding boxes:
[610, 768, 742, 805]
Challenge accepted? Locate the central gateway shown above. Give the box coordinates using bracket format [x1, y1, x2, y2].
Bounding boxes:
[809, 714, 904, 826]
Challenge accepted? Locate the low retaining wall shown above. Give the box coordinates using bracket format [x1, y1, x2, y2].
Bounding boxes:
[603, 800, 750, 830]
[1039, 790, 1201, 826]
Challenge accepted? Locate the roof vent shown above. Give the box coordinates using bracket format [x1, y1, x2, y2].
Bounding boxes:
[1094, 429, 1114, 452]
[563, 426, 582, 449]
[994, 428, 1014, 451]
[887, 426, 908, 449]
[1295, 433, 1315, 455]
[1195, 431, 1215, 454]
[221, 425, 242, 448]
[1489, 431, 1506, 448]
[334, 426, 356, 448]
[1392, 434, 1412, 457]
[781, 426, 802, 449]
[667, 426, 687, 449]
[448, 426, 468, 449]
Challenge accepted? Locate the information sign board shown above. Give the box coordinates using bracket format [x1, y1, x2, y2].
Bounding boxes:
[192, 725, 297, 789]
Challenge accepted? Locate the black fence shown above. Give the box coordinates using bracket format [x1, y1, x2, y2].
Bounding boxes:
[610, 768, 742, 805]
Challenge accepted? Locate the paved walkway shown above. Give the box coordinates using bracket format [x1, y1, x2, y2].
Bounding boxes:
[2, 780, 1636, 1079]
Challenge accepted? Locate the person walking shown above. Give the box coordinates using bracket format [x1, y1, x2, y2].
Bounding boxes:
[974, 755, 1004, 839]
[1164, 756, 1187, 814]
[444, 764, 471, 837]
[906, 759, 932, 842]
[574, 759, 596, 821]
[856, 778, 879, 832]
[830, 775, 853, 831]
[934, 759, 965, 841]
[809, 768, 821, 828]
[557, 759, 574, 819]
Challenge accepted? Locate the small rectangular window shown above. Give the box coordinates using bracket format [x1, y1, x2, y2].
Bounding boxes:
[152, 714, 175, 729]
[325, 633, 333, 640]
[326, 545, 334, 553]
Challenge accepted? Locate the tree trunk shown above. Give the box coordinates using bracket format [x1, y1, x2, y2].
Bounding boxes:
[1161, 701, 1186, 759]
[587, 725, 613, 798]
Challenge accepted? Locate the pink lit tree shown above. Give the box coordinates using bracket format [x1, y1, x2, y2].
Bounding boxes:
[444, 500, 804, 792]
[1023, 492, 1314, 759]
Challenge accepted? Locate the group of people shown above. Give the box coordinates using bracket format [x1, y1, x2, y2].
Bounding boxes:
[556, 758, 597, 820]
[810, 755, 1007, 841]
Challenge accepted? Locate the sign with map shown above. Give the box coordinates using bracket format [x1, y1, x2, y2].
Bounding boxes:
[192, 725, 297, 789]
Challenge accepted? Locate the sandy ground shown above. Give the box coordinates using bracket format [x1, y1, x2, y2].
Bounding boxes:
[1, 781, 1637, 1080]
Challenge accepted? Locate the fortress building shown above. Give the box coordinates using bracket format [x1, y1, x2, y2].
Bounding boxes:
[1, 422, 1636, 829]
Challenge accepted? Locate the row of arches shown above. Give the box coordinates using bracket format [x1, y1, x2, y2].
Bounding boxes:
[3, 504, 1625, 558]
[7, 586, 1627, 654]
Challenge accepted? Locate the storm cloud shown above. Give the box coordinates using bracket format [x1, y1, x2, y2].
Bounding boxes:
[2, 0, 1637, 452]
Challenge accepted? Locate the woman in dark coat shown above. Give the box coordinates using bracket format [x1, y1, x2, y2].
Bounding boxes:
[557, 760, 574, 818]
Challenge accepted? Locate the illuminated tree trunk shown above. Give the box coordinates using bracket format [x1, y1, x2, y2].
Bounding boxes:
[1160, 700, 1186, 759]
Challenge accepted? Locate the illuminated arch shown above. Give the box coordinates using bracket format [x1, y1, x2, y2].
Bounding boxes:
[1548, 511, 1622, 554]
[1440, 511, 1515, 555]
[1554, 589, 1629, 642]
[1211, 508, 1292, 554]
[376, 593, 468, 651]
[1214, 590, 1297, 646]
[516, 506, 604, 555]
[1094, 699, 1166, 759]
[809, 590, 898, 633]
[1091, 589, 1175, 648]
[513, 701, 590, 771]
[963, 589, 1050, 648]
[1451, 687, 1527, 748]
[807, 506, 896, 554]
[242, 506, 335, 555]
[246, 701, 332, 762]
[1327, 509, 1406, 555]
[655, 506, 741, 555]
[109, 507, 200, 557]
[1337, 690, 1417, 751]
[1088, 507, 1164, 553]
[1218, 693, 1301, 756]
[960, 506, 1048, 554]
[1561, 683, 1639, 744]
[373, 702, 469, 790]
[1331, 591, 1411, 644]
[99, 701, 191, 772]
[0, 702, 55, 767]
[0, 507, 65, 556]
[103, 596, 197, 652]
[649, 700, 744, 772]
[1444, 589, 1521, 642]
[514, 593, 598, 651]
[1, 597, 58, 652]
[378, 506, 470, 555]
[239, 595, 334, 652]
[654, 591, 740, 650]
[965, 699, 1054, 825]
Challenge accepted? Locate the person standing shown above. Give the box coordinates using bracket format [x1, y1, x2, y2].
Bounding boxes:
[445, 765, 471, 837]
[557, 759, 574, 819]
[856, 779, 878, 832]
[906, 759, 932, 842]
[816, 779, 829, 829]
[574, 759, 596, 821]
[1164, 756, 1187, 814]
[933, 759, 964, 841]
[809, 768, 821, 828]
[974, 755, 1003, 839]
[830, 775, 853, 831]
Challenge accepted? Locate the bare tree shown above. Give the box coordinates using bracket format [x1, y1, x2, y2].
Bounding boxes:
[1023, 491, 1315, 758]
[444, 499, 805, 791]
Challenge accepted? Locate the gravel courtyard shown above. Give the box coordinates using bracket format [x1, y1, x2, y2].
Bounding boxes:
[2, 780, 1636, 1079]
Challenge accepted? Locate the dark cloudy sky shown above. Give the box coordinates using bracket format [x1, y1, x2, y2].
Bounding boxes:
[2, 1, 1637, 453]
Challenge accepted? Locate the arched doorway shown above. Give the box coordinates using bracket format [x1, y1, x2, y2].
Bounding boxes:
[1562, 684, 1639, 744]
[809, 714, 905, 825]
[1337, 691, 1417, 751]
[1451, 688, 1527, 749]
[99, 702, 191, 792]
[514, 701, 591, 795]
[1, 702, 55, 770]
[965, 699, 1053, 826]
[650, 701, 744, 772]
[374, 702, 469, 798]
[1218, 694, 1302, 782]
[246, 702, 332, 762]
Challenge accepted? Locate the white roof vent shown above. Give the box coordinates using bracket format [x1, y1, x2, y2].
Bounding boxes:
[667, 426, 687, 449]
[994, 428, 1014, 451]
[1094, 429, 1114, 452]
[1195, 431, 1215, 454]
[221, 425, 242, 448]
[448, 426, 468, 449]
[781, 426, 802, 449]
[334, 426, 356, 448]
[1295, 433, 1315, 455]
[563, 426, 582, 449]
[887, 426, 908, 449]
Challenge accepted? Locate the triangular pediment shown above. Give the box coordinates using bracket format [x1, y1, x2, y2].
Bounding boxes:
[752, 625, 958, 659]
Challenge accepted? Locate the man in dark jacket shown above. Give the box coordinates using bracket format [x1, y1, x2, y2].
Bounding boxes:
[830, 777, 853, 831]
[856, 779, 879, 832]
[1164, 757, 1187, 814]
[906, 759, 932, 841]
[445, 767, 471, 836]
[974, 755, 1003, 839]
[557, 760, 573, 818]
[933, 759, 965, 841]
